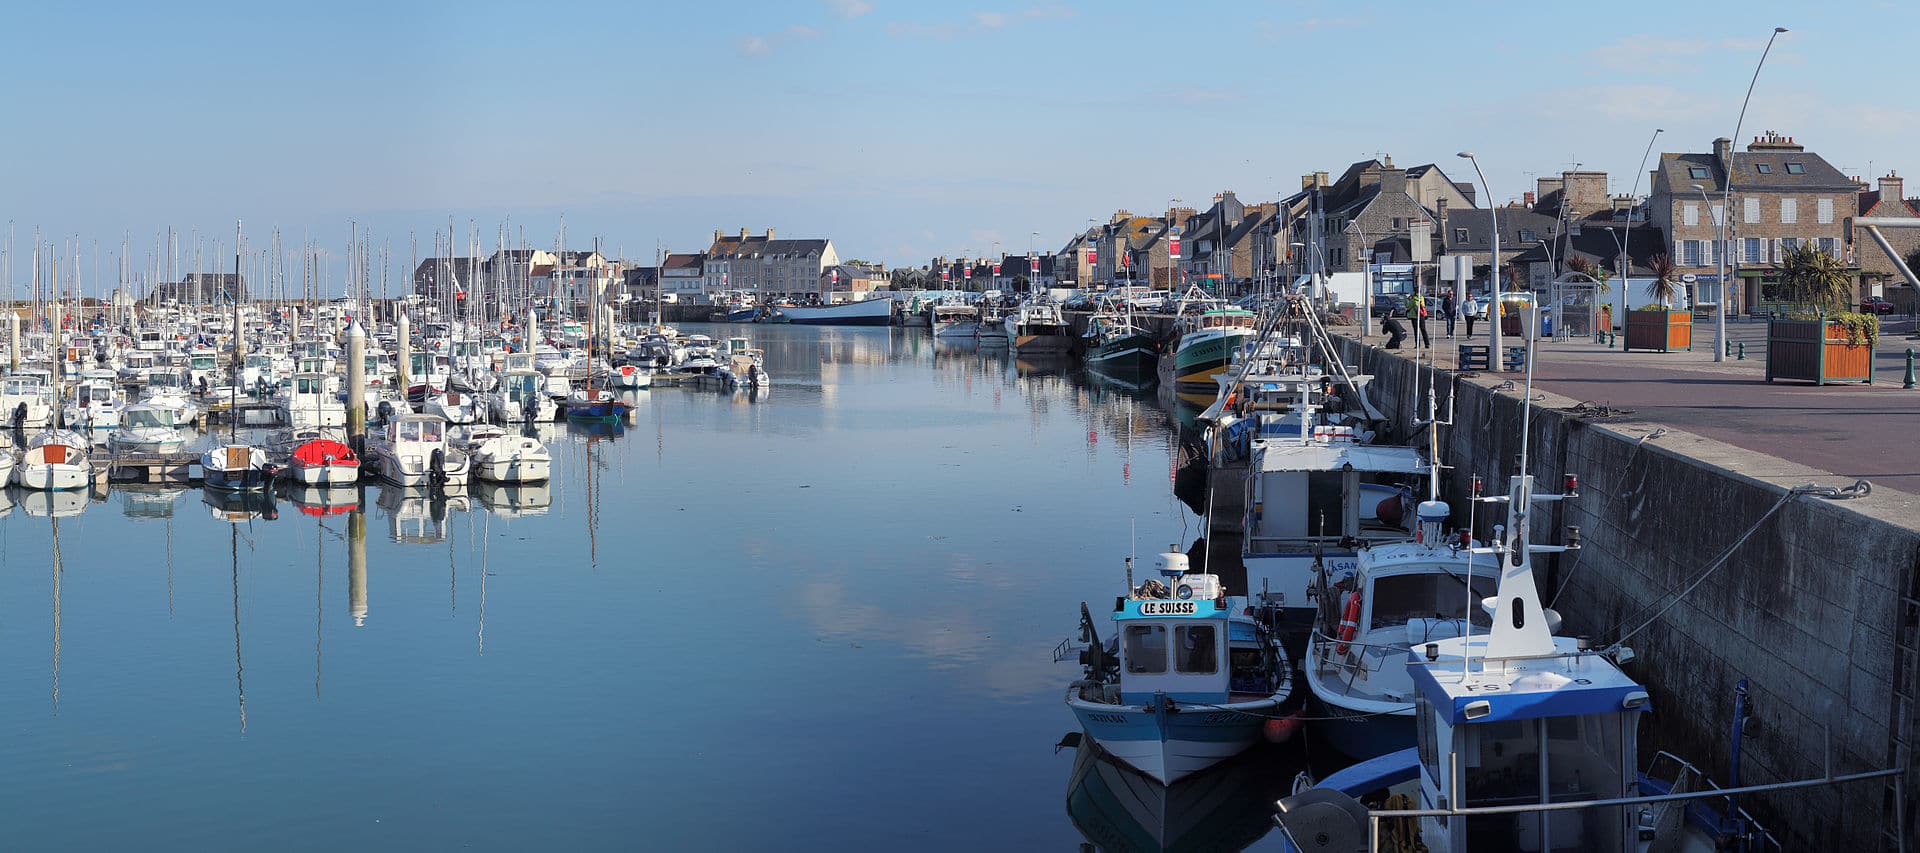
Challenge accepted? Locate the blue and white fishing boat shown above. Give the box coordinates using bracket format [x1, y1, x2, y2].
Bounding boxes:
[1064, 550, 1294, 785]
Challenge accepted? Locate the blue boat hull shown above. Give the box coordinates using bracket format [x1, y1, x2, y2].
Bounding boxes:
[1068, 696, 1278, 784]
[725, 307, 759, 322]
[565, 401, 629, 421]
[1306, 694, 1415, 762]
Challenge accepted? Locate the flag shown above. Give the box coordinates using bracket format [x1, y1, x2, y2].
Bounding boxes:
[992, 262, 1000, 277]
[1086, 245, 1096, 267]
[1169, 233, 1181, 260]
[941, 266, 949, 283]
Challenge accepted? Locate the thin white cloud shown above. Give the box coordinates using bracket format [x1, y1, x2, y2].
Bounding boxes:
[824, 0, 872, 18]
[888, 4, 1074, 40]
[974, 11, 1007, 28]
[739, 23, 822, 56]
[739, 35, 771, 56]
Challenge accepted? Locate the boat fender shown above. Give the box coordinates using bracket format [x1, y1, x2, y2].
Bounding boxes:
[11, 403, 23, 428]
[429, 448, 446, 486]
[1335, 591, 1362, 656]
[1263, 712, 1302, 744]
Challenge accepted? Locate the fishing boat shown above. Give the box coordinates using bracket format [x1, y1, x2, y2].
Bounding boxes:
[370, 413, 471, 489]
[929, 302, 981, 338]
[774, 296, 893, 326]
[1064, 737, 1284, 853]
[140, 368, 201, 425]
[466, 424, 552, 483]
[201, 443, 271, 491]
[13, 429, 91, 491]
[1082, 299, 1159, 374]
[111, 403, 188, 455]
[64, 372, 123, 430]
[1063, 549, 1294, 785]
[424, 387, 483, 424]
[724, 337, 770, 389]
[1003, 297, 1073, 355]
[1169, 293, 1257, 389]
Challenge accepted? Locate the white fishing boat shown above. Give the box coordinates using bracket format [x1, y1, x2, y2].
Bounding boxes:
[484, 370, 558, 423]
[370, 413, 470, 489]
[111, 403, 188, 455]
[929, 302, 981, 338]
[1063, 549, 1294, 785]
[14, 429, 91, 491]
[1003, 297, 1073, 354]
[140, 368, 201, 425]
[466, 424, 552, 483]
[63, 372, 123, 430]
[774, 296, 892, 326]
[278, 372, 347, 429]
[424, 387, 482, 424]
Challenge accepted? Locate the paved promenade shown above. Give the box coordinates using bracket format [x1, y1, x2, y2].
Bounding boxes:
[1341, 315, 1920, 497]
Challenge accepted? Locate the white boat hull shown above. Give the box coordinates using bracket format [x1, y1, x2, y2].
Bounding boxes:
[14, 463, 90, 491]
[289, 463, 359, 487]
[476, 458, 551, 483]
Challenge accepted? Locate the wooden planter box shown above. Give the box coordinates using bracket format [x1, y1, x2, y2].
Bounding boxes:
[1622, 310, 1692, 352]
[1765, 318, 1874, 385]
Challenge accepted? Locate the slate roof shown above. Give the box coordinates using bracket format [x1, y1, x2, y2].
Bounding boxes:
[1658, 149, 1856, 194]
[1442, 207, 1563, 254]
[708, 236, 831, 259]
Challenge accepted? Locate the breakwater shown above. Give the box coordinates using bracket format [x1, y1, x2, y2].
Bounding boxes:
[1329, 334, 1920, 849]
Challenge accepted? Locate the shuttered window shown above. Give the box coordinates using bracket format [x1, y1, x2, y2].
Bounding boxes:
[1780, 198, 1798, 224]
[1682, 203, 1699, 227]
[1817, 198, 1834, 224]
[1744, 197, 1761, 223]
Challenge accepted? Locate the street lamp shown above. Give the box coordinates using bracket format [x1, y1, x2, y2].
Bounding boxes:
[1692, 183, 1721, 319]
[1613, 127, 1663, 341]
[1345, 220, 1374, 336]
[1717, 26, 1789, 363]
[1458, 152, 1504, 363]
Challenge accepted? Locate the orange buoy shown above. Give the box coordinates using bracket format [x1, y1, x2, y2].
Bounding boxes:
[1335, 591, 1362, 656]
[1263, 713, 1302, 743]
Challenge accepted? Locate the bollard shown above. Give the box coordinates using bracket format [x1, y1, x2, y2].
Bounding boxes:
[1725, 339, 1733, 358]
[1608, 330, 1616, 349]
[1737, 342, 1745, 360]
[1906, 348, 1916, 390]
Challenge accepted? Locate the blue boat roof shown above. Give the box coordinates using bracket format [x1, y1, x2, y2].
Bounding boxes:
[1408, 637, 1650, 725]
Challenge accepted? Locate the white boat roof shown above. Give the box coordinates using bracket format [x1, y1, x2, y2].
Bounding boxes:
[1411, 636, 1648, 725]
[1255, 441, 1426, 474]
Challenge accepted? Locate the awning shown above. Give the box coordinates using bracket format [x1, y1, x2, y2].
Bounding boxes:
[1254, 442, 1426, 474]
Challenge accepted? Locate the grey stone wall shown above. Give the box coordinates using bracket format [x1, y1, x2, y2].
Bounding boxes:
[1333, 335, 1920, 849]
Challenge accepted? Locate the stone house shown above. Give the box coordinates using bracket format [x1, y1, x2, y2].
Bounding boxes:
[1177, 192, 1279, 292]
[1851, 171, 1920, 306]
[701, 228, 840, 298]
[1269, 157, 1474, 284]
[659, 253, 706, 300]
[1087, 209, 1187, 289]
[1649, 132, 1857, 311]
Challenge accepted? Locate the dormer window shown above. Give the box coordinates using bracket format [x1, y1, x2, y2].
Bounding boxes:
[1519, 229, 1537, 243]
[1785, 163, 1805, 174]
[1755, 163, 1773, 174]
[1688, 167, 1710, 180]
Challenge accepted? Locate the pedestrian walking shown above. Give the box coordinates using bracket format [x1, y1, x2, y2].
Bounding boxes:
[1409, 292, 1431, 348]
[1465, 294, 1478, 337]
[1441, 292, 1457, 338]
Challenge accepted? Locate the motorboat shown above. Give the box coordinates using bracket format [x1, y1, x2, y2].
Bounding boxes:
[14, 429, 91, 491]
[64, 371, 124, 430]
[279, 372, 347, 429]
[424, 387, 482, 424]
[369, 413, 470, 489]
[0, 375, 56, 429]
[1063, 549, 1294, 785]
[466, 424, 552, 483]
[111, 403, 188, 455]
[201, 443, 271, 491]
[283, 431, 360, 487]
[607, 362, 653, 389]
[484, 370, 558, 423]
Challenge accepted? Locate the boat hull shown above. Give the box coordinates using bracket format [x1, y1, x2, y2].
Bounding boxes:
[1012, 333, 1073, 354]
[1173, 329, 1253, 388]
[1086, 333, 1159, 373]
[1304, 692, 1416, 762]
[477, 458, 551, 483]
[288, 463, 359, 487]
[932, 319, 979, 338]
[13, 463, 88, 491]
[203, 467, 271, 491]
[777, 299, 893, 326]
[1067, 695, 1277, 785]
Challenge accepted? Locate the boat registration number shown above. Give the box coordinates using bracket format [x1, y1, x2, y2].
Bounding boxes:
[1139, 601, 1197, 616]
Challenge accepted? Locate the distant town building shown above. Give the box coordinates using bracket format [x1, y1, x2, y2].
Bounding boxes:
[702, 228, 839, 298]
[1650, 131, 1858, 310]
[1853, 171, 1920, 305]
[148, 272, 245, 305]
[660, 253, 706, 300]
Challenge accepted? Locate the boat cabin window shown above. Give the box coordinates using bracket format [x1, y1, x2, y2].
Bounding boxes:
[1175, 625, 1218, 674]
[1371, 573, 1496, 630]
[1461, 713, 1630, 851]
[296, 377, 322, 394]
[125, 408, 169, 429]
[1123, 625, 1168, 674]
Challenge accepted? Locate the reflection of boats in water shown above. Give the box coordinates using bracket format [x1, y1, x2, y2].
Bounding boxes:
[202, 486, 277, 522]
[120, 485, 184, 518]
[473, 479, 553, 517]
[286, 483, 361, 516]
[566, 418, 625, 439]
[1065, 737, 1287, 853]
[21, 488, 87, 517]
[376, 484, 469, 543]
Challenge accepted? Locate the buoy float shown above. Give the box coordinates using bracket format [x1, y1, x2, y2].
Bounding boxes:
[1335, 591, 1362, 655]
[1263, 713, 1302, 743]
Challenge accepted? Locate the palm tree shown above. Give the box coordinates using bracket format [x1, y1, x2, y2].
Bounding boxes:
[1647, 254, 1678, 306]
[1777, 243, 1852, 313]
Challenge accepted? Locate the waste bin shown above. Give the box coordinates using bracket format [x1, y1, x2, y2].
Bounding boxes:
[1540, 307, 1554, 338]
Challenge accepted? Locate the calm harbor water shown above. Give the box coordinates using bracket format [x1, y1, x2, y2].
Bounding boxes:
[0, 323, 1292, 851]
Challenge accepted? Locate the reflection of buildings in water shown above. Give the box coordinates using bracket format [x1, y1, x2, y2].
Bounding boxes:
[120, 486, 184, 518]
[1064, 737, 1286, 853]
[376, 484, 469, 544]
[473, 480, 552, 518]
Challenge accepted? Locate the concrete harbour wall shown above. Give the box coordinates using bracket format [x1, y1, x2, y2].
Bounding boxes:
[1331, 335, 1920, 850]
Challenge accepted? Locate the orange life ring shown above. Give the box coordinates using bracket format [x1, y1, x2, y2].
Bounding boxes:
[1335, 591, 1362, 656]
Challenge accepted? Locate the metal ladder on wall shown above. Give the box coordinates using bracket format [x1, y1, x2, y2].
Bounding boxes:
[1881, 556, 1920, 852]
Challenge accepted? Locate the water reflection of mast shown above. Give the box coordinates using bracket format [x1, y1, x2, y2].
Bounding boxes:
[585, 433, 601, 570]
[315, 511, 325, 698]
[477, 510, 488, 655]
[166, 512, 174, 616]
[51, 515, 61, 713]
[230, 524, 246, 733]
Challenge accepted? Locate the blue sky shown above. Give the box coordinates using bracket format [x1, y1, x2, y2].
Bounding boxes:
[2, 0, 1911, 294]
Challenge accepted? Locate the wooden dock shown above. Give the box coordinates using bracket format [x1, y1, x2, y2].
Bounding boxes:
[104, 452, 201, 485]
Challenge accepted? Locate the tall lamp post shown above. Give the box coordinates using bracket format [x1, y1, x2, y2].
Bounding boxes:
[1345, 221, 1374, 337]
[1692, 184, 1722, 322]
[1718, 26, 1789, 363]
[1459, 152, 1504, 364]
[1614, 128, 1664, 338]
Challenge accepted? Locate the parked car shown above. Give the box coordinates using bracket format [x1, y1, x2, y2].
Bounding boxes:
[1861, 296, 1897, 315]
[1369, 294, 1407, 318]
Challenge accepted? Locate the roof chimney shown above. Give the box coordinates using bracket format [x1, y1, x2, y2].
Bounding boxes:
[740, 227, 749, 239]
[713, 229, 722, 243]
[1713, 137, 1733, 170]
[1523, 190, 1537, 207]
[766, 227, 776, 239]
[1882, 171, 1905, 204]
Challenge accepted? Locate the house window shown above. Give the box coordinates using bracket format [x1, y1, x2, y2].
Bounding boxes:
[1455, 227, 1469, 243]
[1689, 166, 1710, 180]
[1745, 237, 1763, 264]
[1756, 163, 1773, 174]
[1683, 240, 1702, 266]
[1518, 229, 1537, 243]
[1781, 237, 1800, 254]
[1785, 163, 1805, 174]
[1817, 198, 1834, 224]
[1780, 198, 1797, 224]
[1745, 197, 1761, 223]
[1682, 202, 1698, 227]
[1820, 237, 1839, 258]
[1710, 204, 1725, 226]
[1391, 218, 1403, 229]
